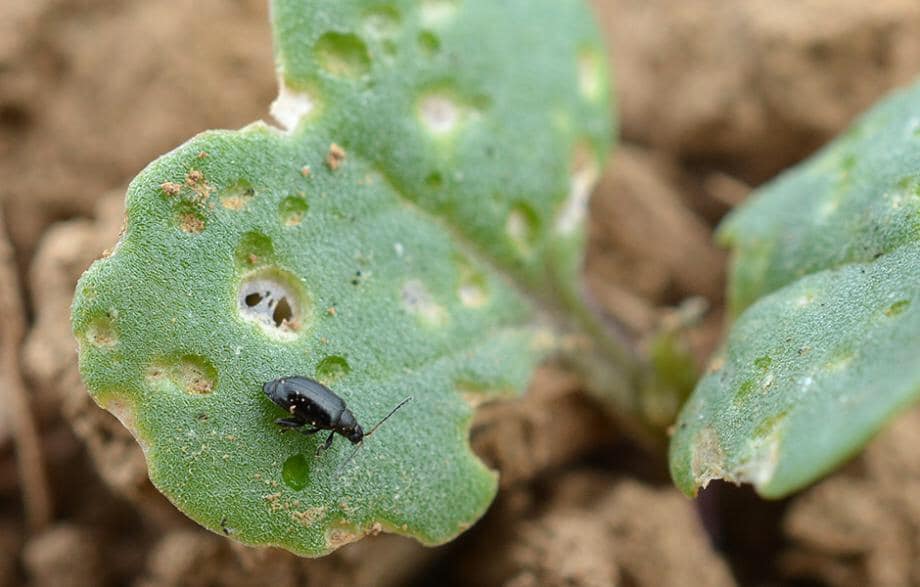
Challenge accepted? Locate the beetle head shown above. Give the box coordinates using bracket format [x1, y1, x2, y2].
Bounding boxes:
[347, 424, 364, 444]
[338, 410, 363, 443]
[262, 378, 292, 408]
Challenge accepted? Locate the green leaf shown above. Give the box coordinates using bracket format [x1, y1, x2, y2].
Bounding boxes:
[670, 80, 920, 498]
[719, 81, 920, 316]
[72, 0, 611, 556]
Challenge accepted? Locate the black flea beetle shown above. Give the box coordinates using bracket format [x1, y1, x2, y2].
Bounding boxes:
[263, 376, 411, 456]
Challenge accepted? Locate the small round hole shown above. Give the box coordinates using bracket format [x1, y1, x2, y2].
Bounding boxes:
[238, 268, 311, 338]
[316, 355, 351, 384]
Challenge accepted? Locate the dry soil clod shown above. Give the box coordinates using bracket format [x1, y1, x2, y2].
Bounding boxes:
[0, 210, 53, 531]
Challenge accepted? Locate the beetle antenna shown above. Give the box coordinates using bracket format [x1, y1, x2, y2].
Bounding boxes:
[337, 444, 361, 474]
[336, 396, 412, 474]
[366, 396, 413, 438]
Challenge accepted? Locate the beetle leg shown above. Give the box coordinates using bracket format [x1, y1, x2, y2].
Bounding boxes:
[315, 431, 336, 455]
[274, 417, 304, 431]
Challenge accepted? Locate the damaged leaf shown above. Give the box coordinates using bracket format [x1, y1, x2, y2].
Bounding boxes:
[671, 80, 920, 498]
[72, 0, 611, 556]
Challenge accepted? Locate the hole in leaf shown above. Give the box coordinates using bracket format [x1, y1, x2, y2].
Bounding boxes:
[418, 31, 440, 56]
[176, 203, 206, 234]
[754, 356, 773, 370]
[270, 83, 317, 131]
[425, 172, 444, 189]
[419, 93, 462, 135]
[282, 454, 310, 490]
[577, 48, 603, 102]
[752, 409, 789, 440]
[148, 355, 218, 395]
[238, 269, 310, 337]
[314, 32, 371, 79]
[455, 255, 489, 308]
[84, 316, 117, 348]
[556, 141, 600, 235]
[885, 299, 910, 317]
[316, 355, 351, 384]
[459, 282, 487, 308]
[401, 279, 447, 325]
[735, 379, 756, 404]
[506, 202, 540, 255]
[279, 195, 309, 226]
[235, 231, 275, 267]
[381, 40, 398, 60]
[245, 292, 263, 307]
[420, 0, 458, 26]
[220, 180, 255, 210]
[180, 359, 216, 395]
[273, 297, 294, 326]
[362, 6, 401, 39]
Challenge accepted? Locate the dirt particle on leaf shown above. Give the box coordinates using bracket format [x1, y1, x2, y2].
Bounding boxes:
[221, 197, 246, 210]
[183, 169, 214, 202]
[179, 213, 205, 234]
[185, 170, 204, 185]
[326, 143, 347, 170]
[263, 493, 284, 513]
[291, 507, 325, 527]
[161, 182, 182, 196]
[197, 151, 208, 159]
[301, 165, 312, 177]
[326, 527, 362, 550]
[280, 317, 301, 332]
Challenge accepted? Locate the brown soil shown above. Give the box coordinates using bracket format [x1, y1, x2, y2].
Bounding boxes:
[2, 1, 919, 586]
[781, 408, 920, 587]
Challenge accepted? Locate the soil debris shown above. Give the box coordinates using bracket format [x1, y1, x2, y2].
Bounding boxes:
[781, 407, 920, 587]
[185, 170, 205, 186]
[161, 182, 182, 197]
[454, 472, 736, 587]
[325, 143, 346, 171]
